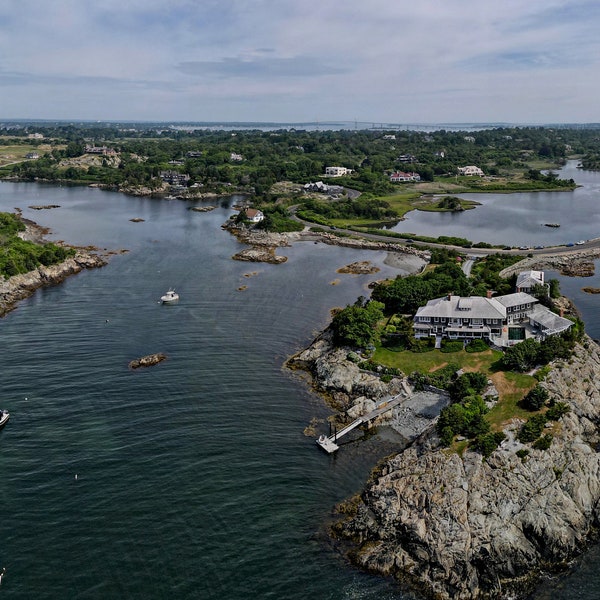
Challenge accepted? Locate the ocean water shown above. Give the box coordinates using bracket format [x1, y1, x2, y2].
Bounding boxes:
[0, 184, 410, 599]
[0, 179, 599, 599]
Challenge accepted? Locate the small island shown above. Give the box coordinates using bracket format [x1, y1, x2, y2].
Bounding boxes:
[128, 353, 167, 369]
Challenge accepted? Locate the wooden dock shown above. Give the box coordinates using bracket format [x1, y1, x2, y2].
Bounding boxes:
[316, 391, 408, 454]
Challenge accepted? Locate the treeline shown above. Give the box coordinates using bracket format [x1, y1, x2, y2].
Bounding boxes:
[0, 212, 75, 279]
[2, 124, 594, 195]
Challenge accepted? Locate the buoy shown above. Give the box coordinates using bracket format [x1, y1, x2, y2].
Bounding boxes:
[75, 474, 78, 480]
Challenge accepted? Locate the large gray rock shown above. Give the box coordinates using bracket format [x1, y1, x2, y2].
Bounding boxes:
[336, 338, 600, 599]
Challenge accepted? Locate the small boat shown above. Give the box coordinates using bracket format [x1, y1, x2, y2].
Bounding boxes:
[544, 223, 560, 228]
[0, 410, 10, 430]
[160, 289, 179, 304]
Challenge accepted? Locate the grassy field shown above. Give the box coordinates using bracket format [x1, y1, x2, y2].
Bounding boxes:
[373, 345, 537, 428]
[373, 346, 502, 375]
[0, 144, 53, 167]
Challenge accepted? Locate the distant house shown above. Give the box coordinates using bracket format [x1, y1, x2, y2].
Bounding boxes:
[159, 170, 190, 186]
[230, 152, 243, 162]
[464, 136, 476, 143]
[383, 134, 396, 140]
[516, 270, 545, 294]
[398, 154, 416, 163]
[304, 181, 329, 193]
[186, 151, 203, 158]
[85, 145, 117, 156]
[27, 133, 44, 139]
[413, 274, 572, 348]
[458, 165, 484, 176]
[390, 171, 421, 182]
[325, 166, 352, 177]
[25, 152, 39, 160]
[244, 208, 264, 223]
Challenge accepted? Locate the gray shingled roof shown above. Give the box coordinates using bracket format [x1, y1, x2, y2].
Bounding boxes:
[495, 292, 537, 309]
[415, 295, 506, 320]
[528, 307, 573, 332]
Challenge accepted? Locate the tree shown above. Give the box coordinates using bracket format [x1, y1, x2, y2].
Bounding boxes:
[330, 300, 384, 349]
[520, 385, 549, 411]
[501, 338, 540, 371]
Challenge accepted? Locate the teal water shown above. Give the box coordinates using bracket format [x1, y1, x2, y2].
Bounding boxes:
[1, 180, 600, 599]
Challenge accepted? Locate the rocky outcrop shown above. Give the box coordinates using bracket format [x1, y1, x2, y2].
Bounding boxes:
[499, 249, 600, 279]
[129, 353, 167, 369]
[287, 329, 403, 408]
[0, 251, 107, 317]
[334, 338, 600, 600]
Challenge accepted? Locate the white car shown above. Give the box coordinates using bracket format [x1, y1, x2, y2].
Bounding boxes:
[576, 240, 586, 245]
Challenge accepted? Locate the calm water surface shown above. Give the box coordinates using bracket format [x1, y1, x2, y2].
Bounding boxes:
[0, 184, 409, 600]
[0, 173, 599, 599]
[390, 160, 600, 247]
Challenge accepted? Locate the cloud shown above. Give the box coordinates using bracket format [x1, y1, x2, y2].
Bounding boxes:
[176, 54, 348, 79]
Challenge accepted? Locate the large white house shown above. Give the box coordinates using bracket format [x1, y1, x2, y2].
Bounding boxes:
[390, 171, 421, 182]
[325, 166, 353, 177]
[413, 288, 572, 348]
[458, 165, 484, 176]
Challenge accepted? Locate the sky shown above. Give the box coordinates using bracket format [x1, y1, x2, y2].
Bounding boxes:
[1, 0, 599, 124]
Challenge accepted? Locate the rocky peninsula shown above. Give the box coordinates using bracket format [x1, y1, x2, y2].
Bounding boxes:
[290, 321, 600, 599]
[0, 220, 108, 317]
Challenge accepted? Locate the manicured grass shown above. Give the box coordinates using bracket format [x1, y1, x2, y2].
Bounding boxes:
[373, 347, 502, 376]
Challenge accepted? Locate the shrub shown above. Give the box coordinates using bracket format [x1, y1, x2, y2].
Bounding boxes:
[546, 402, 570, 421]
[473, 431, 506, 457]
[532, 434, 553, 450]
[441, 340, 464, 353]
[520, 385, 549, 411]
[518, 414, 548, 443]
[465, 339, 489, 353]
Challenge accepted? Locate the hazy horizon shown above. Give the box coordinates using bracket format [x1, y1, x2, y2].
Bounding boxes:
[2, 1, 599, 124]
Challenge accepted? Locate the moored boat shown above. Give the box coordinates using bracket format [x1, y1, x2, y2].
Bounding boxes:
[544, 223, 560, 227]
[0, 409, 10, 430]
[160, 289, 179, 304]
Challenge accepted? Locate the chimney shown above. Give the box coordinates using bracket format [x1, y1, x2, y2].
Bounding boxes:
[486, 290, 493, 299]
[559, 308, 564, 317]
[447, 293, 452, 301]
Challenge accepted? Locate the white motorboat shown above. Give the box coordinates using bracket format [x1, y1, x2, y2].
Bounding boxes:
[160, 289, 179, 304]
[0, 409, 9, 430]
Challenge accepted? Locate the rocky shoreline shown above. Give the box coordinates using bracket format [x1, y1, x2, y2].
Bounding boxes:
[0, 221, 108, 317]
[289, 323, 600, 599]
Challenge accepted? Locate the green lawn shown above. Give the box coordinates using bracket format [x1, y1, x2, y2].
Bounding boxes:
[374, 344, 537, 428]
[373, 346, 502, 375]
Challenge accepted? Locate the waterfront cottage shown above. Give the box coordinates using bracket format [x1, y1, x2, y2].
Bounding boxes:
[244, 208, 264, 223]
